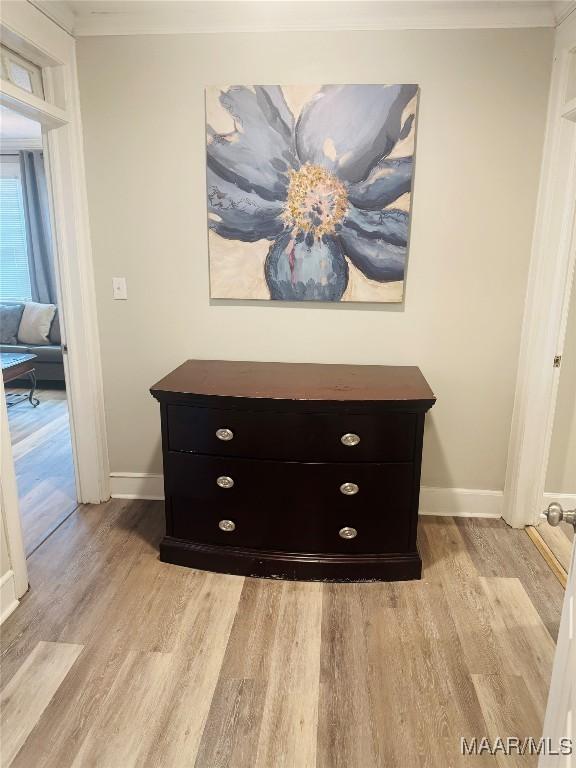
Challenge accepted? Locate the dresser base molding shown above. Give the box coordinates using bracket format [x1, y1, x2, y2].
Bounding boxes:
[160, 536, 422, 582]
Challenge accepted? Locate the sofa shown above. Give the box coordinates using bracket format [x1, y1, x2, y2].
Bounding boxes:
[0, 301, 64, 384]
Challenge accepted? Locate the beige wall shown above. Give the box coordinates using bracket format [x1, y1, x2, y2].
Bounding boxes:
[546, 279, 576, 494]
[76, 28, 553, 490]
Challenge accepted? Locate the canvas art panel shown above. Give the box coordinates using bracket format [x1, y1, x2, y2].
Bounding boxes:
[206, 84, 418, 303]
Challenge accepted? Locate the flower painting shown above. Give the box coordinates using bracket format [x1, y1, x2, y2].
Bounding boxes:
[206, 84, 418, 303]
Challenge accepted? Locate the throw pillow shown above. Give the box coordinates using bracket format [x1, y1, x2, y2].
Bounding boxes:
[49, 308, 61, 345]
[0, 303, 25, 344]
[18, 302, 57, 345]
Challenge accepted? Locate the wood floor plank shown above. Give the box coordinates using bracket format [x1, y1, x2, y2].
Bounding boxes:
[471, 674, 542, 768]
[418, 515, 479, 582]
[394, 580, 492, 767]
[193, 579, 283, 767]
[194, 678, 267, 768]
[219, 578, 284, 680]
[6, 390, 77, 556]
[8, 552, 190, 767]
[142, 573, 245, 766]
[19, 481, 77, 557]
[118, 555, 209, 653]
[440, 575, 508, 676]
[535, 522, 573, 574]
[422, 521, 514, 678]
[357, 584, 426, 767]
[318, 582, 379, 768]
[10, 644, 131, 768]
[6, 396, 64, 446]
[0, 641, 83, 767]
[11, 414, 69, 462]
[254, 582, 322, 768]
[6, 547, 180, 767]
[61, 551, 207, 654]
[478, 577, 556, 714]
[0, 501, 163, 687]
[526, 527, 567, 588]
[22, 571, 244, 768]
[455, 517, 565, 639]
[69, 650, 175, 768]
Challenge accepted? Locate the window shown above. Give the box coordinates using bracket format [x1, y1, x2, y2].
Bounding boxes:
[0, 158, 32, 301]
[0, 46, 44, 99]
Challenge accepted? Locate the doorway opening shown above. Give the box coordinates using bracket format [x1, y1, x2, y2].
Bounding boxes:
[529, 267, 576, 587]
[0, 103, 77, 556]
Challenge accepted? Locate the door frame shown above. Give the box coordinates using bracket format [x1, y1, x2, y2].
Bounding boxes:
[0, 2, 110, 599]
[503, 12, 576, 529]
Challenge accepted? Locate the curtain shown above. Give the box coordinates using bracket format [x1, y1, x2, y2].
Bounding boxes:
[19, 150, 57, 305]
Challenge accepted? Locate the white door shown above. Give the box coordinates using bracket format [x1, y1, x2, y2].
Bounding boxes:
[539, 509, 575, 767]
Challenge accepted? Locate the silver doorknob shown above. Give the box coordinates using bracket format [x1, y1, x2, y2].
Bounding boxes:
[341, 433, 360, 447]
[339, 526, 358, 539]
[216, 428, 234, 441]
[219, 519, 235, 532]
[340, 482, 359, 496]
[542, 502, 576, 529]
[216, 476, 234, 489]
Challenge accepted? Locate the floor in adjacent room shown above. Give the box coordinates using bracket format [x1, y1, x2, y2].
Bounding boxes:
[6, 386, 77, 556]
[0, 501, 564, 768]
[536, 517, 574, 575]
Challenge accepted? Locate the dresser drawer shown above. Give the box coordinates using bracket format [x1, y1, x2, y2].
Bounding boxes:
[166, 404, 416, 463]
[166, 453, 413, 554]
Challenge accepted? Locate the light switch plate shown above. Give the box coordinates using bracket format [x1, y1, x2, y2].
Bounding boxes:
[112, 277, 127, 300]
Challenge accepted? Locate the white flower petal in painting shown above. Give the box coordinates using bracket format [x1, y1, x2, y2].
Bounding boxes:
[295, 85, 417, 184]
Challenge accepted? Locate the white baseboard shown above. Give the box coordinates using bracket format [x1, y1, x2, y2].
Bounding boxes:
[419, 486, 502, 518]
[542, 492, 576, 509]
[110, 472, 164, 500]
[0, 570, 19, 625]
[110, 473, 503, 518]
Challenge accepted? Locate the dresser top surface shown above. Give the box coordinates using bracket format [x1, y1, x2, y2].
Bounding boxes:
[151, 359, 435, 405]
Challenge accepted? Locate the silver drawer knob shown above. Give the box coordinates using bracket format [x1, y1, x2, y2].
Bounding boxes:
[219, 519, 236, 532]
[339, 526, 357, 539]
[341, 433, 360, 447]
[216, 475, 234, 489]
[216, 428, 234, 441]
[340, 482, 359, 496]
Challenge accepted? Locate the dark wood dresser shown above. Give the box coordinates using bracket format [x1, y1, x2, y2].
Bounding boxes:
[150, 360, 435, 582]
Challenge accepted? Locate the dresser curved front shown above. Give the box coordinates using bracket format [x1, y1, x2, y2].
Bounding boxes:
[150, 360, 435, 582]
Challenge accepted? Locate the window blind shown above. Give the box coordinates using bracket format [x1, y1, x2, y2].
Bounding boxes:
[0, 177, 32, 301]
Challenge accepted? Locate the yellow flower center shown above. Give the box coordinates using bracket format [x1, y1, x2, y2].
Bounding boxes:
[283, 163, 348, 238]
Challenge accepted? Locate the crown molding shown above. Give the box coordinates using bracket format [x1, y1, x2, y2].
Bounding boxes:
[554, 1, 576, 24]
[50, 1, 560, 37]
[27, 0, 76, 35]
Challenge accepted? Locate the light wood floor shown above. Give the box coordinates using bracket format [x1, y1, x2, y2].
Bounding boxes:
[6, 387, 77, 556]
[536, 518, 574, 574]
[0, 501, 564, 768]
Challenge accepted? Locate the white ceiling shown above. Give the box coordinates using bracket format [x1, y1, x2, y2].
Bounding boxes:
[31, 0, 576, 36]
[0, 105, 42, 141]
